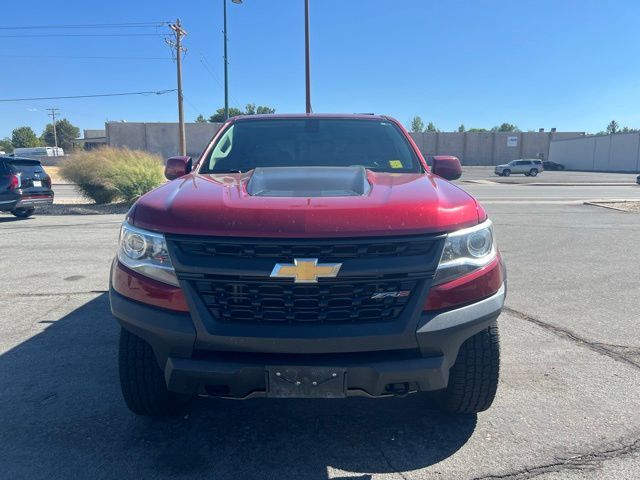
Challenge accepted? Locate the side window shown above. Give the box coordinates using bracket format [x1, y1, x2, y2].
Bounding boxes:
[205, 125, 235, 170]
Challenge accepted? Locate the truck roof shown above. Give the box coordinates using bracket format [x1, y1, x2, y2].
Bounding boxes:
[231, 113, 391, 122]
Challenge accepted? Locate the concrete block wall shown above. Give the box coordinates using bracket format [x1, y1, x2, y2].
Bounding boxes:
[549, 133, 640, 172]
[408, 131, 583, 165]
[106, 122, 223, 159]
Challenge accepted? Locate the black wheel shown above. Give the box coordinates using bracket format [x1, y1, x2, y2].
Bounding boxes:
[434, 323, 500, 414]
[529, 169, 538, 177]
[11, 208, 35, 218]
[118, 328, 190, 417]
[502, 169, 510, 177]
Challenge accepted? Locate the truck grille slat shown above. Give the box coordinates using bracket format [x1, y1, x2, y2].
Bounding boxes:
[193, 277, 418, 326]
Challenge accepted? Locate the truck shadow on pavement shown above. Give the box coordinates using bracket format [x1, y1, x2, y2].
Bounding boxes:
[0, 293, 476, 479]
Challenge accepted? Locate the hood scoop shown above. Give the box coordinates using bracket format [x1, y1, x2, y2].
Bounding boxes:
[247, 166, 371, 197]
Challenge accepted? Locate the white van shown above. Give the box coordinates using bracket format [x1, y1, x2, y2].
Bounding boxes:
[12, 146, 64, 158]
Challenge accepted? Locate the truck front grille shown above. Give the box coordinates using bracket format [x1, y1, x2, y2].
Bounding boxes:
[192, 276, 419, 325]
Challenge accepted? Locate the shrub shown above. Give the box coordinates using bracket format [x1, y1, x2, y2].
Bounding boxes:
[60, 147, 164, 204]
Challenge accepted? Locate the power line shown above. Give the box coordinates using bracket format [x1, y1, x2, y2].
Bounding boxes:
[0, 89, 177, 102]
[0, 54, 171, 60]
[0, 33, 164, 38]
[0, 22, 170, 30]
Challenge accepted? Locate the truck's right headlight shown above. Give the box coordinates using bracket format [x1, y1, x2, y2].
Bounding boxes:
[117, 222, 179, 286]
[433, 219, 496, 285]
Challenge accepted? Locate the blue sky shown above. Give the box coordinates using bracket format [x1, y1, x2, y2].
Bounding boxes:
[1, 0, 640, 138]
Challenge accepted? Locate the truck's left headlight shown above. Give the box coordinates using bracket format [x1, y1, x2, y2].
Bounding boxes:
[117, 222, 178, 286]
[433, 219, 496, 285]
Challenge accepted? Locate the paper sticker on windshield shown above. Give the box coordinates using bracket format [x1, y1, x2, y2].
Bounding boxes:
[389, 160, 403, 169]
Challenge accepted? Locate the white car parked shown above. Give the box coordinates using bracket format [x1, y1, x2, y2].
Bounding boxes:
[494, 159, 544, 177]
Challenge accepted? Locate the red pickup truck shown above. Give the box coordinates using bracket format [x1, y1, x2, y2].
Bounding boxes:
[110, 114, 505, 417]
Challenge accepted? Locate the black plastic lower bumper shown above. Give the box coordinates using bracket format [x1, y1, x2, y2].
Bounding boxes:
[0, 193, 54, 211]
[110, 285, 504, 398]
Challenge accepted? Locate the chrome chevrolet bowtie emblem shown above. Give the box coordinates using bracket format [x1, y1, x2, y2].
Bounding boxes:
[270, 258, 342, 283]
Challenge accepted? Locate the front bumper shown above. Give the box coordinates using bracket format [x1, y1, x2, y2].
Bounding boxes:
[110, 284, 505, 398]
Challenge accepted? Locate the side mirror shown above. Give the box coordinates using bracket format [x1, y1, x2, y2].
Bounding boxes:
[165, 156, 192, 180]
[431, 156, 462, 181]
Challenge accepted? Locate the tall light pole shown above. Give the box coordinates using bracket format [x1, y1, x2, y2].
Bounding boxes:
[224, 0, 243, 121]
[305, 0, 312, 114]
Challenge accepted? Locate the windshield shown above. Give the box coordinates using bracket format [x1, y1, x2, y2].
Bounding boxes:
[199, 118, 422, 174]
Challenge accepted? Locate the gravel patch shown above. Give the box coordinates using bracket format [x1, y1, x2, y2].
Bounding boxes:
[587, 201, 640, 213]
[36, 203, 131, 215]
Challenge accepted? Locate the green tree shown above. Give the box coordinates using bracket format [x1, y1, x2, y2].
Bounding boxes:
[208, 107, 244, 122]
[426, 122, 438, 132]
[457, 123, 466, 132]
[467, 128, 489, 133]
[606, 120, 619, 135]
[245, 103, 276, 115]
[208, 104, 276, 122]
[491, 123, 520, 132]
[195, 114, 207, 123]
[0, 137, 13, 153]
[620, 126, 639, 133]
[410, 116, 425, 133]
[41, 118, 80, 151]
[11, 126, 40, 148]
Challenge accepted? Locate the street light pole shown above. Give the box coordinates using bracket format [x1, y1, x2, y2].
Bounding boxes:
[223, 0, 243, 121]
[305, 0, 312, 114]
[223, 0, 229, 121]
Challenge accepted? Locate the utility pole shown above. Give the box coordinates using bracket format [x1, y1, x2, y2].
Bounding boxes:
[168, 19, 187, 156]
[305, 0, 312, 114]
[47, 108, 60, 150]
[223, 0, 229, 120]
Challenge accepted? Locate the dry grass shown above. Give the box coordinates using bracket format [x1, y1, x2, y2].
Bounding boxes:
[45, 166, 67, 184]
[60, 147, 164, 204]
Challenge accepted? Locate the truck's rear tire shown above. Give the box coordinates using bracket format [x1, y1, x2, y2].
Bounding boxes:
[118, 328, 189, 417]
[434, 323, 500, 414]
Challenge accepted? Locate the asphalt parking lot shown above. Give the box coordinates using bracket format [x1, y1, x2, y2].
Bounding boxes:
[1, 179, 640, 479]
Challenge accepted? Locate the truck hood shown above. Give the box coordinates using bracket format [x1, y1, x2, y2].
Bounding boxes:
[131, 170, 481, 238]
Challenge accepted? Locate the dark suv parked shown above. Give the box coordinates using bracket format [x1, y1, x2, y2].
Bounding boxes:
[0, 156, 54, 218]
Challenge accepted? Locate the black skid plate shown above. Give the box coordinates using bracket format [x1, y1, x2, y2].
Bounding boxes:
[266, 366, 346, 398]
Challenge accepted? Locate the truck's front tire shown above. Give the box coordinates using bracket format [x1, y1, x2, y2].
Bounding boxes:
[434, 323, 500, 414]
[118, 328, 189, 417]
